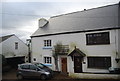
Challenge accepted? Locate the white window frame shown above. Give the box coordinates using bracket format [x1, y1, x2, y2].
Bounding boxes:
[44, 40, 51, 47]
[44, 57, 52, 64]
[15, 42, 18, 49]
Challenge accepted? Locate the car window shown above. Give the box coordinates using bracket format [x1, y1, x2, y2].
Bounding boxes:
[30, 65, 37, 70]
[21, 65, 29, 69]
[35, 63, 45, 68]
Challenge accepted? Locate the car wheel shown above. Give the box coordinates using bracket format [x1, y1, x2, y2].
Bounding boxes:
[40, 75, 47, 80]
[17, 75, 23, 79]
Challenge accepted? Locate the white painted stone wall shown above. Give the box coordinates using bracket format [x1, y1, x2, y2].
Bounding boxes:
[31, 29, 120, 73]
[1, 35, 28, 62]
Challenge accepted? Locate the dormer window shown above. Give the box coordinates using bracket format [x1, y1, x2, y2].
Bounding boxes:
[39, 18, 48, 28]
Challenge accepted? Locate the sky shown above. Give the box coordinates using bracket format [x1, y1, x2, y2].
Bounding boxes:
[0, 0, 119, 43]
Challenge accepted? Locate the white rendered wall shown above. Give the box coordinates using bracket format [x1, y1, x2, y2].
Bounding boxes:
[31, 29, 119, 73]
[117, 29, 120, 68]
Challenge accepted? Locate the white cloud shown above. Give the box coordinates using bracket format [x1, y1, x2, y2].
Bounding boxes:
[2, 0, 119, 3]
[2, 0, 89, 2]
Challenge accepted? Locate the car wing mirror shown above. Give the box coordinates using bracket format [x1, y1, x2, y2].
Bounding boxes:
[36, 68, 40, 71]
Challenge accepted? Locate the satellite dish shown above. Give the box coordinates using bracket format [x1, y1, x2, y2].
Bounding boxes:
[39, 18, 48, 28]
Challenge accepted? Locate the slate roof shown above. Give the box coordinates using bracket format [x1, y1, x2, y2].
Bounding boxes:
[31, 3, 120, 37]
[0, 34, 14, 43]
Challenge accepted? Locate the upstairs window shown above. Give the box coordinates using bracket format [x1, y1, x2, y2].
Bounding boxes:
[44, 57, 52, 64]
[86, 32, 110, 45]
[15, 42, 18, 49]
[44, 40, 51, 47]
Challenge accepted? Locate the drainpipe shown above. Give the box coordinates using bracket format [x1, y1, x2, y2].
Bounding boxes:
[114, 3, 120, 64]
[114, 29, 120, 64]
[26, 39, 31, 63]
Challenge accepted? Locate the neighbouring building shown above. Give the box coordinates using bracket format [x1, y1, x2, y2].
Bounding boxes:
[31, 3, 120, 75]
[0, 34, 28, 67]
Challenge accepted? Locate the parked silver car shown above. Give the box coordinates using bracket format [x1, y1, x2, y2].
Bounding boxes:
[16, 63, 53, 80]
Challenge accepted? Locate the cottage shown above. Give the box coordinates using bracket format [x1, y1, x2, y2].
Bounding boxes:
[31, 3, 120, 75]
[0, 34, 28, 67]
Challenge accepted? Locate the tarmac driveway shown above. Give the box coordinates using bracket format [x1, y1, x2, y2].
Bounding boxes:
[2, 69, 120, 81]
[2, 69, 71, 80]
[2, 69, 17, 79]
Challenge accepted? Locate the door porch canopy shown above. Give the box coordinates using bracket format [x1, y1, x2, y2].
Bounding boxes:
[68, 47, 86, 60]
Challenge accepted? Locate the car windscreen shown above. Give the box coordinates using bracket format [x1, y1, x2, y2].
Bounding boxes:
[35, 63, 48, 69]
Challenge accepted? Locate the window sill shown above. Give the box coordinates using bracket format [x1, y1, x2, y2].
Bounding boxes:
[43, 64, 52, 67]
[86, 43, 110, 46]
[43, 47, 52, 49]
[87, 67, 108, 69]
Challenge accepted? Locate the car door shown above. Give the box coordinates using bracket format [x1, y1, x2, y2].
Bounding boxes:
[29, 65, 41, 77]
[21, 65, 30, 77]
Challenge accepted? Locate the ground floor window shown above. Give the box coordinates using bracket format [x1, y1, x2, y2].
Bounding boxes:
[44, 57, 52, 64]
[87, 57, 111, 69]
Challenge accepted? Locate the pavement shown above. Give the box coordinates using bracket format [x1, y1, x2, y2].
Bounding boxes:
[52, 72, 72, 80]
[69, 72, 120, 80]
[2, 69, 72, 80]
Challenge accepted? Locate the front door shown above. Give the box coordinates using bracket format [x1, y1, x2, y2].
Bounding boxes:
[61, 58, 67, 73]
[74, 56, 82, 73]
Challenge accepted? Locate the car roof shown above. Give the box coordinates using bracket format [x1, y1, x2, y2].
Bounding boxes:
[18, 63, 43, 66]
[19, 63, 34, 66]
[32, 62, 42, 64]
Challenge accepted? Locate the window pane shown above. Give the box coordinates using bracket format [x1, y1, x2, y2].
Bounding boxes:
[44, 57, 52, 64]
[87, 57, 111, 69]
[44, 40, 51, 47]
[47, 40, 49, 46]
[44, 40, 47, 46]
[15, 42, 18, 49]
[44, 57, 46, 63]
[86, 32, 110, 45]
[49, 57, 51, 63]
[49, 40, 51, 46]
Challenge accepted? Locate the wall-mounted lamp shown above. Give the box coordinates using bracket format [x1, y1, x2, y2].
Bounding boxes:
[115, 52, 120, 63]
[115, 58, 120, 63]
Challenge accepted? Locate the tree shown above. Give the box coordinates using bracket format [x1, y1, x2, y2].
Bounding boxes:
[0, 54, 7, 66]
[0, 54, 11, 72]
[52, 42, 69, 71]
